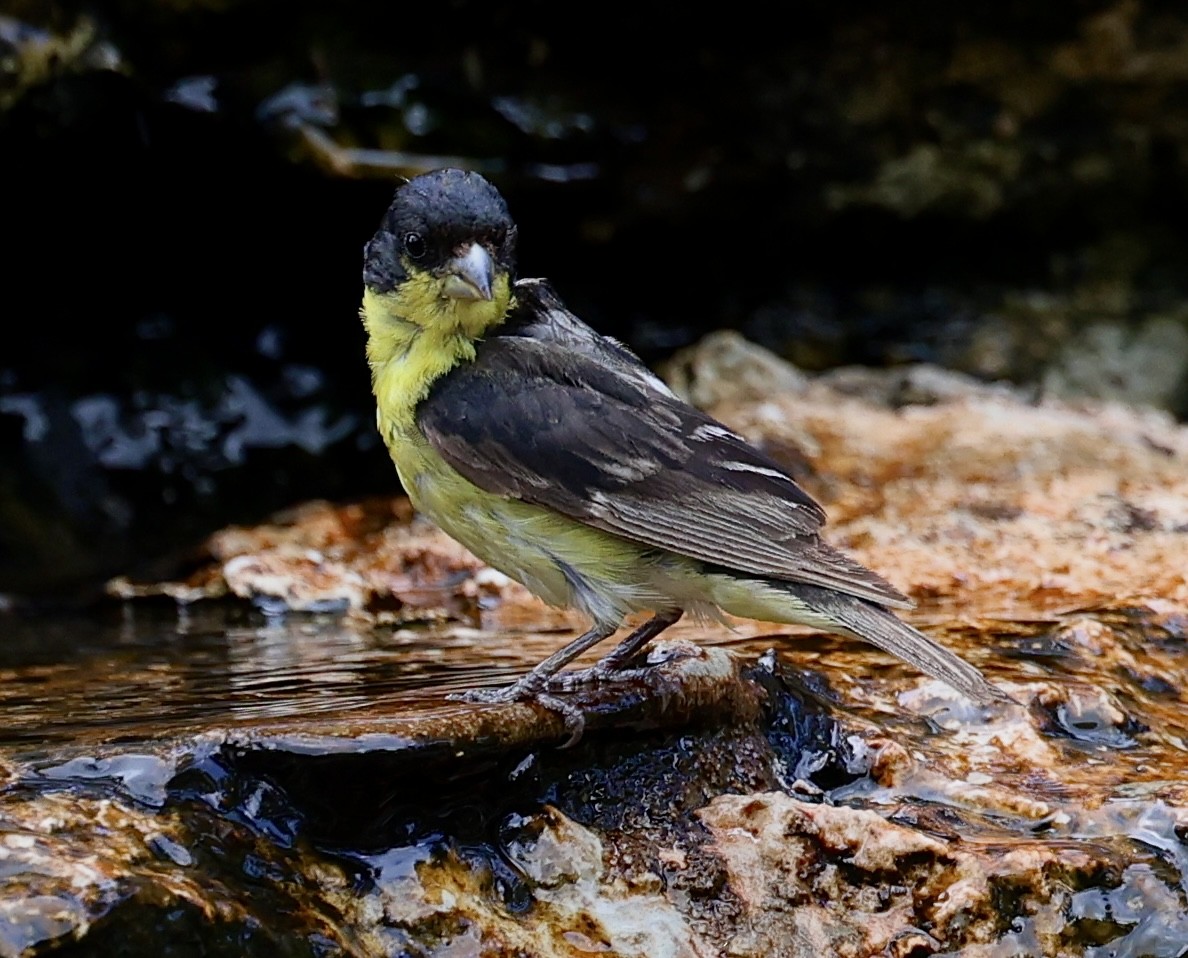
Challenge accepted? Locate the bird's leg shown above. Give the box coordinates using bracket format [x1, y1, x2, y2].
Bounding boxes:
[448, 622, 620, 743]
[548, 610, 684, 691]
[595, 609, 684, 670]
[449, 614, 687, 745]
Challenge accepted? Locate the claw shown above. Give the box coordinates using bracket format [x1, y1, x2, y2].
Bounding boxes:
[446, 680, 586, 747]
[535, 693, 586, 748]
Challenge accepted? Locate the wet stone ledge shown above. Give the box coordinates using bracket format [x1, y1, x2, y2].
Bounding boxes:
[0, 639, 1186, 957]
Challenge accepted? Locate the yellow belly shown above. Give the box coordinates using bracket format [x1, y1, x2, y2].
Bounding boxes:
[362, 280, 838, 636]
[383, 422, 683, 626]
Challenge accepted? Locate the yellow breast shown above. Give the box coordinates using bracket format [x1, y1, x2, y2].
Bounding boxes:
[361, 277, 689, 626]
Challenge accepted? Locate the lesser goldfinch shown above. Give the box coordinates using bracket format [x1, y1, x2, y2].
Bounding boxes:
[361, 169, 1004, 722]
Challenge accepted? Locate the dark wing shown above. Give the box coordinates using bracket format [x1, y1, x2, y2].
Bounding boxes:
[506, 278, 678, 398]
[419, 300, 910, 609]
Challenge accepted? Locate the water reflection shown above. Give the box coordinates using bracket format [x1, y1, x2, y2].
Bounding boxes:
[0, 606, 545, 754]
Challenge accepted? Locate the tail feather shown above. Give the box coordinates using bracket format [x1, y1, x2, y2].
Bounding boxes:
[798, 585, 1007, 706]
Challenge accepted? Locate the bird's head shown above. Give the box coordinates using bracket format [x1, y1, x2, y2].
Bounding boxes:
[362, 169, 517, 342]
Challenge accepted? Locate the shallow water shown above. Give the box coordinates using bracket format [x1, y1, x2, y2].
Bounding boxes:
[1, 602, 1183, 774]
[0, 606, 525, 755]
[0, 606, 786, 756]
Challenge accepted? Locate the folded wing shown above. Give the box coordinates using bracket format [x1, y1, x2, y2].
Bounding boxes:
[418, 297, 911, 610]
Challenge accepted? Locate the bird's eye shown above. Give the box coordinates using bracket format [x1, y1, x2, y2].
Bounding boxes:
[403, 232, 426, 260]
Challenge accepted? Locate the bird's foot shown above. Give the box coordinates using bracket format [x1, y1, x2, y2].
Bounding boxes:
[447, 679, 587, 747]
[548, 640, 703, 692]
[546, 662, 653, 692]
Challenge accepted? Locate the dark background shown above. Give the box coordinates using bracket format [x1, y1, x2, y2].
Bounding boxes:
[4, 0, 1188, 595]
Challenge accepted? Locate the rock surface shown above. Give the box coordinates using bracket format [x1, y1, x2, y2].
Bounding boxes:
[2, 341, 1187, 955]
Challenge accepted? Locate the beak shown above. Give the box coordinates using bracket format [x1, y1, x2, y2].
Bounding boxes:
[442, 243, 495, 302]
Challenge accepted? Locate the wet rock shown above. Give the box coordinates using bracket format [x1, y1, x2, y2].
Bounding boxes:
[4, 333, 1187, 954]
[108, 498, 549, 627]
[0, 786, 360, 957]
[698, 791, 1108, 956]
[2, 635, 1187, 956]
[0, 649, 778, 956]
[661, 337, 1188, 625]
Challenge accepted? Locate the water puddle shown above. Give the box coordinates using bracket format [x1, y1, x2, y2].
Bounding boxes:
[0, 606, 558, 756]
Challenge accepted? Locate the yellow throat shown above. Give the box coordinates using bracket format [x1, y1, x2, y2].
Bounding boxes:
[360, 269, 513, 431]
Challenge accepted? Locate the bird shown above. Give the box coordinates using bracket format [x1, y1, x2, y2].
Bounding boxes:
[360, 168, 1005, 731]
